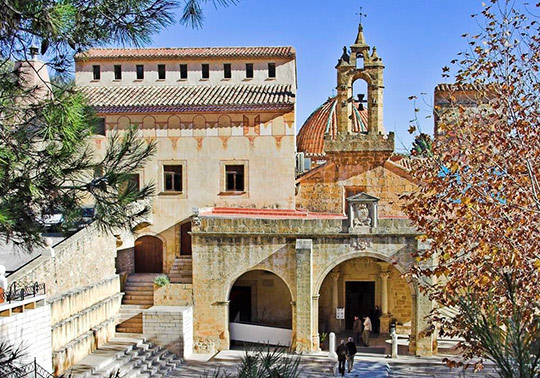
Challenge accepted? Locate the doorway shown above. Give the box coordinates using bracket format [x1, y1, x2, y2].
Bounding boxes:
[229, 286, 251, 323]
[134, 235, 163, 273]
[345, 281, 375, 329]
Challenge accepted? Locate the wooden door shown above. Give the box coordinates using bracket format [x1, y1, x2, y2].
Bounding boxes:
[180, 222, 192, 256]
[134, 236, 163, 273]
[345, 281, 375, 329]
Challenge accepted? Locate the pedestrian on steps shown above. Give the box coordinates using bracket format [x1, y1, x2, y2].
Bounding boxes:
[345, 337, 357, 373]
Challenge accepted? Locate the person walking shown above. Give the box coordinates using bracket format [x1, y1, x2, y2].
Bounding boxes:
[345, 337, 357, 373]
[363, 315, 372, 347]
[352, 315, 362, 345]
[336, 339, 347, 376]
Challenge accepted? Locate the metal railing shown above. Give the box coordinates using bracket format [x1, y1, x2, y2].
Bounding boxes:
[0, 282, 46, 304]
[2, 358, 54, 378]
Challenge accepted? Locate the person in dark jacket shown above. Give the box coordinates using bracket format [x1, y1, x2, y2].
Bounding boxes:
[345, 337, 357, 373]
[352, 315, 362, 344]
[371, 305, 382, 334]
[336, 340, 347, 376]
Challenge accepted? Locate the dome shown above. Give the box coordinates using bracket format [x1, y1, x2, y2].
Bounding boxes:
[297, 96, 368, 157]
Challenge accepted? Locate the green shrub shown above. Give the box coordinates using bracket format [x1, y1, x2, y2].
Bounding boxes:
[154, 275, 170, 288]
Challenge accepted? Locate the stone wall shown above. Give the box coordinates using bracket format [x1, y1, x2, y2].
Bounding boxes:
[0, 297, 52, 372]
[154, 283, 193, 306]
[143, 306, 193, 358]
[296, 155, 416, 217]
[116, 247, 135, 275]
[9, 224, 117, 296]
[49, 275, 122, 374]
[6, 223, 121, 374]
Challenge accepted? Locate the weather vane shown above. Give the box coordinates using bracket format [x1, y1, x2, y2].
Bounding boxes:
[356, 6, 367, 24]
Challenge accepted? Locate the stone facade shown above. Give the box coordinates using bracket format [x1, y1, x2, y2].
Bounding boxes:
[143, 306, 193, 358]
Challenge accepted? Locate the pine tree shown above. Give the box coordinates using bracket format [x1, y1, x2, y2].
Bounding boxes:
[0, 0, 236, 249]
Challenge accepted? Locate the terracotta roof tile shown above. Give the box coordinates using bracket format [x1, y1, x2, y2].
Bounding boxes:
[76, 47, 295, 61]
[296, 96, 368, 156]
[199, 207, 346, 220]
[78, 84, 295, 113]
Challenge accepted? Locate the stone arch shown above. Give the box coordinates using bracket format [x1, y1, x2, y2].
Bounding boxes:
[142, 115, 156, 128]
[314, 250, 409, 295]
[225, 267, 294, 303]
[228, 269, 294, 346]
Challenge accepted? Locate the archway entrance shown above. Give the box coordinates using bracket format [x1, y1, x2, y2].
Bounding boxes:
[134, 235, 163, 273]
[228, 270, 293, 346]
[318, 257, 412, 339]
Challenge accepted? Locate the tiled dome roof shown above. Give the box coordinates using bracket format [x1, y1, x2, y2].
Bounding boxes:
[297, 96, 368, 157]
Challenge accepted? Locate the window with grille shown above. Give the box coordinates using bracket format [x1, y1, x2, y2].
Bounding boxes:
[136, 65, 144, 80]
[114, 65, 122, 80]
[92, 65, 101, 80]
[268, 62, 276, 78]
[224, 63, 232, 79]
[202, 64, 210, 79]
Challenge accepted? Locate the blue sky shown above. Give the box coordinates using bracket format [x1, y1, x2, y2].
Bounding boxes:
[149, 0, 484, 152]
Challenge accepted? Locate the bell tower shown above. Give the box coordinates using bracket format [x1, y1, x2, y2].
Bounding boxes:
[325, 19, 393, 154]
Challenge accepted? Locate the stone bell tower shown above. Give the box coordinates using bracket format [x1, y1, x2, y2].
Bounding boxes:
[325, 21, 394, 154]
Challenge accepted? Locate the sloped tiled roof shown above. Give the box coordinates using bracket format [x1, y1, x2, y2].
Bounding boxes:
[76, 47, 295, 61]
[79, 84, 295, 113]
[296, 96, 368, 157]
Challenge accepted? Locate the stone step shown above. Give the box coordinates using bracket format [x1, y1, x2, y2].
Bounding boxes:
[116, 326, 143, 334]
[122, 299, 153, 305]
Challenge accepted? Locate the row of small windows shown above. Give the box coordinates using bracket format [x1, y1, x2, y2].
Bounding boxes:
[92, 63, 276, 81]
[129, 164, 245, 194]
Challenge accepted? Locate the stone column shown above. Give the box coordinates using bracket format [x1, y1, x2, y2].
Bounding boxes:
[414, 287, 437, 356]
[377, 262, 391, 333]
[330, 271, 340, 331]
[295, 239, 313, 352]
[380, 271, 389, 314]
[312, 295, 320, 351]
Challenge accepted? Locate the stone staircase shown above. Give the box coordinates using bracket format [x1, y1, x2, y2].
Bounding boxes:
[169, 256, 193, 284]
[116, 274, 158, 334]
[67, 335, 184, 377]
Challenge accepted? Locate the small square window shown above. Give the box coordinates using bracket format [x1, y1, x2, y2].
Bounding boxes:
[164, 165, 182, 192]
[268, 62, 276, 78]
[245, 63, 254, 79]
[92, 65, 101, 80]
[136, 65, 144, 80]
[225, 165, 245, 192]
[120, 174, 140, 193]
[202, 64, 210, 79]
[179, 64, 188, 79]
[224, 63, 232, 79]
[94, 117, 106, 136]
[114, 65, 122, 80]
[158, 64, 166, 80]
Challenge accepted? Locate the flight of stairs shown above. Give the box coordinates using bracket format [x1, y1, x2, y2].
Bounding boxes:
[117, 274, 158, 334]
[68, 335, 184, 377]
[169, 256, 192, 284]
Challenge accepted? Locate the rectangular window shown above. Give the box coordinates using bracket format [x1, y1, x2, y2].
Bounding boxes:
[120, 174, 140, 193]
[94, 117, 106, 136]
[92, 65, 101, 80]
[114, 65, 122, 80]
[245, 63, 254, 79]
[202, 64, 210, 79]
[224, 63, 232, 79]
[164, 165, 182, 192]
[179, 64, 188, 79]
[268, 62, 276, 78]
[225, 165, 245, 192]
[136, 65, 144, 80]
[129, 174, 141, 192]
[158, 64, 166, 80]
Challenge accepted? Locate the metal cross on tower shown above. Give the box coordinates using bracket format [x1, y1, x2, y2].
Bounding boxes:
[356, 6, 367, 24]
